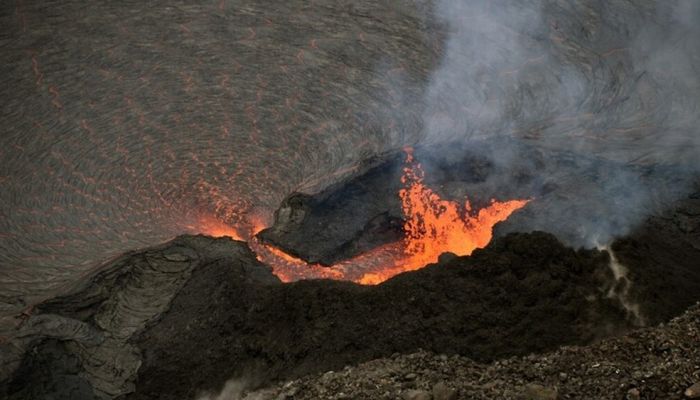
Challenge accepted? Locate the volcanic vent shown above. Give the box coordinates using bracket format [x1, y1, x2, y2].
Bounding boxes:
[4, 141, 700, 400]
[2, 0, 700, 399]
[250, 147, 529, 285]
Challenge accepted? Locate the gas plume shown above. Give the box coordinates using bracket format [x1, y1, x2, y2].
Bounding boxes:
[415, 0, 700, 246]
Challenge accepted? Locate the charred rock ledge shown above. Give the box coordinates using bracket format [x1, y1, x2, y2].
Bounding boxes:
[251, 304, 700, 400]
[1, 200, 699, 400]
[3, 232, 620, 400]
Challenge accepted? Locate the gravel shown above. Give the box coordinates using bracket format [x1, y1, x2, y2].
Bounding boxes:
[247, 303, 700, 399]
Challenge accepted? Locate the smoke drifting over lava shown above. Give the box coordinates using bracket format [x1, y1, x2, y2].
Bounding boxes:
[1, 0, 699, 324]
[413, 0, 700, 247]
[252, 149, 528, 285]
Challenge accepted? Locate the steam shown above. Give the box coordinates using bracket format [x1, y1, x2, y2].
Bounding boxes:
[196, 377, 269, 400]
[421, 1, 545, 142]
[597, 244, 645, 326]
[414, 0, 700, 245]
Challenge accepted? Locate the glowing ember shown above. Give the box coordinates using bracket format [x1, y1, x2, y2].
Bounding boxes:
[205, 149, 530, 284]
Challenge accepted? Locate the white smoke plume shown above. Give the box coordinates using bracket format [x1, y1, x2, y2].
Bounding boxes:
[195, 377, 265, 400]
[413, 0, 700, 245]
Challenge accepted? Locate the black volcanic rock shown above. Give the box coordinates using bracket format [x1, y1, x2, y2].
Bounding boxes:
[130, 233, 629, 399]
[257, 153, 407, 265]
[4, 225, 700, 399]
[4, 227, 700, 399]
[613, 184, 700, 325]
[252, 304, 700, 400]
[1, 235, 277, 400]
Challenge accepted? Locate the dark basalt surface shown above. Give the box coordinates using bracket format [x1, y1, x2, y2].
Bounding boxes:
[257, 152, 407, 264]
[3, 232, 639, 400]
[0, 0, 441, 325]
[0, 235, 278, 400]
[124, 232, 629, 400]
[254, 305, 700, 400]
[612, 190, 700, 325]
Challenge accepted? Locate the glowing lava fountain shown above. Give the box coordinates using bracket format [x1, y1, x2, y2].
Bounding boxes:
[213, 149, 530, 284]
[397, 148, 531, 275]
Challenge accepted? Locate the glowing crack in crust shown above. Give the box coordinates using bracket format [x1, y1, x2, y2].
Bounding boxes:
[225, 150, 531, 284]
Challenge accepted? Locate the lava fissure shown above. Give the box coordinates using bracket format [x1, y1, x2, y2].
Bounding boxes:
[210, 149, 530, 284]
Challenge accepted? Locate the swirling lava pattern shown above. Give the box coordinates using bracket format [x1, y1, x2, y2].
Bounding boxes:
[0, 0, 435, 320]
[1, 0, 699, 326]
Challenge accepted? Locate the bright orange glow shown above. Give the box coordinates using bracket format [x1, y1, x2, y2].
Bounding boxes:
[200, 149, 530, 285]
[199, 212, 270, 241]
[249, 213, 269, 236]
[250, 238, 406, 283]
[398, 147, 531, 273]
[249, 238, 346, 282]
[196, 215, 243, 240]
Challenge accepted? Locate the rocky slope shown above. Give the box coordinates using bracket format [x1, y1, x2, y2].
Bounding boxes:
[1, 236, 278, 399]
[122, 232, 630, 400]
[247, 303, 700, 400]
[0, 231, 648, 400]
[1, 158, 698, 400]
[1, 216, 699, 399]
[612, 191, 700, 325]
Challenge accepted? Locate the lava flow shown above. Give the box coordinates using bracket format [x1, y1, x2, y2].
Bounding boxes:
[213, 150, 530, 285]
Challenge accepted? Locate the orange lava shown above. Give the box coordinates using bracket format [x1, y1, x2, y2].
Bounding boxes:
[195, 214, 243, 240]
[398, 148, 531, 273]
[195, 212, 269, 241]
[202, 149, 530, 285]
[249, 238, 346, 282]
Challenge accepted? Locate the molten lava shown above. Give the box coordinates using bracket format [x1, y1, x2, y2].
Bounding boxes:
[398, 148, 531, 272]
[205, 149, 530, 284]
[195, 215, 243, 240]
